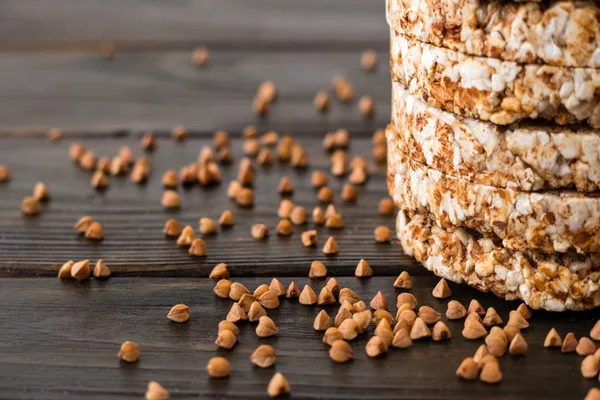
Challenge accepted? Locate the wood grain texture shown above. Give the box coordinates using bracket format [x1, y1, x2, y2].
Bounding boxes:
[0, 0, 387, 51]
[0, 50, 389, 133]
[0, 276, 598, 399]
[0, 137, 413, 277]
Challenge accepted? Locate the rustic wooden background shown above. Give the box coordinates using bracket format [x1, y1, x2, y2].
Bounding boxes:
[0, 1, 599, 399]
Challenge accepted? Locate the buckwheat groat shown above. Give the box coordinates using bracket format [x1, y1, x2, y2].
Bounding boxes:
[390, 30, 600, 127]
[389, 83, 600, 192]
[388, 151, 600, 254]
[396, 211, 600, 311]
[386, 0, 600, 68]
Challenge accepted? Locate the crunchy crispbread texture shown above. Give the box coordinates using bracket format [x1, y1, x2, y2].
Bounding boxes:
[388, 150, 600, 254]
[390, 30, 600, 127]
[389, 82, 600, 192]
[396, 210, 600, 311]
[386, 0, 600, 68]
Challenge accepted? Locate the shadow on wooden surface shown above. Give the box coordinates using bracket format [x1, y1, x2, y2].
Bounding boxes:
[0, 137, 414, 277]
[0, 276, 598, 399]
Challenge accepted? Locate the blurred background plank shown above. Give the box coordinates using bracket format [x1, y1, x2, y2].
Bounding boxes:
[0, 50, 389, 133]
[0, 0, 387, 51]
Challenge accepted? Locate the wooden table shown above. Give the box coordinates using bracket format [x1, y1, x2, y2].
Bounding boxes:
[0, 2, 599, 399]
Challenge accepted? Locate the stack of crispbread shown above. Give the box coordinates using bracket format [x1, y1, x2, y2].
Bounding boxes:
[385, 0, 600, 311]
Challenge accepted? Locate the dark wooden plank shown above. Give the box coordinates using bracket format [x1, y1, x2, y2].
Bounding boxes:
[0, 276, 598, 399]
[0, 0, 387, 50]
[0, 50, 389, 133]
[0, 137, 413, 277]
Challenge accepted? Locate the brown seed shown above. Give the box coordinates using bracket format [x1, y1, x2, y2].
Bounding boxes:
[236, 187, 255, 207]
[335, 307, 353, 327]
[257, 82, 277, 104]
[275, 200, 294, 219]
[507, 310, 529, 329]
[69, 142, 86, 162]
[251, 224, 269, 239]
[397, 292, 418, 309]
[410, 317, 431, 340]
[190, 46, 209, 66]
[339, 319, 359, 341]
[482, 307, 503, 327]
[0, 165, 10, 183]
[341, 184, 357, 203]
[505, 325, 522, 345]
[370, 291, 388, 310]
[463, 319, 487, 340]
[161, 170, 178, 188]
[46, 127, 63, 142]
[432, 278, 452, 299]
[325, 213, 344, 229]
[214, 279, 232, 298]
[486, 329, 507, 357]
[473, 344, 490, 366]
[207, 357, 230, 379]
[432, 321, 452, 342]
[217, 147, 234, 164]
[326, 278, 341, 297]
[544, 328, 562, 348]
[74, 216, 94, 234]
[268, 278, 285, 296]
[238, 157, 255, 187]
[251, 344, 276, 368]
[311, 170, 329, 188]
[267, 372, 290, 398]
[393, 271, 412, 289]
[276, 177, 294, 195]
[70, 260, 91, 280]
[324, 204, 337, 219]
[167, 304, 190, 323]
[374, 318, 392, 337]
[93, 259, 111, 278]
[577, 337, 597, 356]
[582, 355, 600, 378]
[323, 236, 339, 255]
[308, 260, 327, 279]
[140, 132, 157, 152]
[85, 222, 104, 240]
[378, 199, 395, 216]
[373, 226, 392, 243]
[58, 260, 74, 278]
[562, 332, 578, 353]
[366, 335, 388, 358]
[286, 281, 300, 298]
[290, 144, 309, 168]
[96, 157, 111, 174]
[161, 190, 180, 209]
[355, 259, 372, 277]
[218, 320, 240, 336]
[215, 329, 237, 349]
[218, 210, 234, 227]
[274, 219, 292, 236]
[314, 310, 333, 331]
[329, 339, 354, 363]
[317, 186, 334, 203]
[200, 162, 220, 184]
[145, 381, 169, 400]
[110, 156, 129, 176]
[586, 388, 600, 400]
[277, 136, 294, 162]
[21, 196, 41, 216]
[392, 328, 413, 349]
[352, 310, 372, 333]
[396, 303, 413, 319]
[79, 150, 97, 170]
[239, 294, 256, 313]
[418, 306, 441, 325]
[188, 238, 207, 256]
[330, 150, 348, 176]
[290, 206, 307, 225]
[299, 285, 317, 305]
[358, 96, 375, 119]
[257, 148, 274, 166]
[198, 218, 217, 235]
[372, 129, 385, 146]
[446, 300, 467, 320]
[230, 282, 251, 301]
[508, 333, 528, 356]
[314, 91, 329, 112]
[254, 284, 270, 298]
[467, 299, 485, 316]
[177, 225, 195, 247]
[262, 131, 279, 146]
[256, 316, 278, 337]
[332, 76, 354, 103]
[227, 180, 242, 199]
[349, 166, 368, 185]
[117, 341, 140, 363]
[226, 302, 247, 323]
[591, 320, 600, 341]
[259, 290, 280, 309]
[480, 361, 502, 384]
[301, 230, 318, 247]
[91, 170, 109, 189]
[323, 327, 344, 346]
[339, 288, 360, 305]
[248, 301, 267, 322]
[172, 125, 188, 142]
[361, 49, 377, 71]
[516, 303, 532, 319]
[32, 182, 50, 201]
[318, 287, 336, 305]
